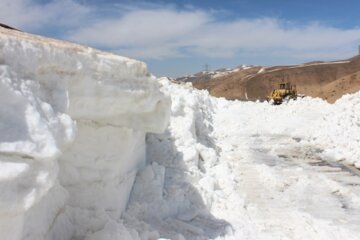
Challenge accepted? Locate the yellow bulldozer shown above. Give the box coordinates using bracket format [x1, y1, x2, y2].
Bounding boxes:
[267, 82, 297, 105]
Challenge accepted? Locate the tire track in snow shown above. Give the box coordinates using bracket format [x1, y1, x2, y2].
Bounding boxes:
[221, 134, 360, 239]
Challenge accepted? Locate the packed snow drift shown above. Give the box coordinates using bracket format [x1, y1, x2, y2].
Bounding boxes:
[1, 27, 360, 240]
[0, 28, 170, 240]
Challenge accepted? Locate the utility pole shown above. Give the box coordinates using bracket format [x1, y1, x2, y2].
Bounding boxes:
[204, 64, 209, 72]
[358, 45, 360, 55]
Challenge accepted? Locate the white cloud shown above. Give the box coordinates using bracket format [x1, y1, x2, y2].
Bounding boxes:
[69, 9, 210, 47]
[1, 1, 359, 61]
[0, 0, 90, 30]
[117, 44, 186, 59]
[67, 7, 360, 60]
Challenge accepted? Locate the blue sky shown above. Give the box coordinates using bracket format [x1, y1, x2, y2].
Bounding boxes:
[1, 0, 360, 77]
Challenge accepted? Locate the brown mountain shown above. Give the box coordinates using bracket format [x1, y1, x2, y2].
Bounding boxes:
[186, 56, 360, 103]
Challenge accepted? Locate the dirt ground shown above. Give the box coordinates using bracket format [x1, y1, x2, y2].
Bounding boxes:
[191, 56, 360, 103]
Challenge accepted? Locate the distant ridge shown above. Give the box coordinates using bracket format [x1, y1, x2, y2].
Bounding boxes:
[177, 56, 360, 103]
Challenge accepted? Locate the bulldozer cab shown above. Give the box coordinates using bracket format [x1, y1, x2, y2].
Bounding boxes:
[279, 82, 292, 90]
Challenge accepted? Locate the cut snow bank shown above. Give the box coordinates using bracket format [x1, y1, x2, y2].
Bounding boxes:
[311, 92, 360, 167]
[0, 27, 170, 240]
[122, 79, 231, 239]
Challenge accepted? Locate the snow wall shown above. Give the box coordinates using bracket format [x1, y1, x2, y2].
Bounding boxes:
[0, 28, 170, 239]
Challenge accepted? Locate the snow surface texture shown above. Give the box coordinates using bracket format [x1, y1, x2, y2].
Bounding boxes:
[0, 28, 170, 240]
[119, 78, 360, 239]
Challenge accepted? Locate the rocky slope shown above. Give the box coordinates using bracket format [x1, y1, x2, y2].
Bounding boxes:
[181, 57, 360, 103]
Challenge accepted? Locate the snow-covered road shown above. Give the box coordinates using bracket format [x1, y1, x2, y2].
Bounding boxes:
[220, 135, 360, 239]
[212, 98, 360, 239]
[125, 80, 360, 240]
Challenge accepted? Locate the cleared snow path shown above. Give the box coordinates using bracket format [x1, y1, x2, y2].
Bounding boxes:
[228, 135, 360, 237]
[213, 99, 360, 239]
[123, 82, 360, 240]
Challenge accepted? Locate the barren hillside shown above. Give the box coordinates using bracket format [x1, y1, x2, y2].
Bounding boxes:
[186, 56, 360, 103]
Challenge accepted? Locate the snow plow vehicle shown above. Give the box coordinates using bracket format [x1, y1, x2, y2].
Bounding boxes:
[267, 82, 297, 105]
